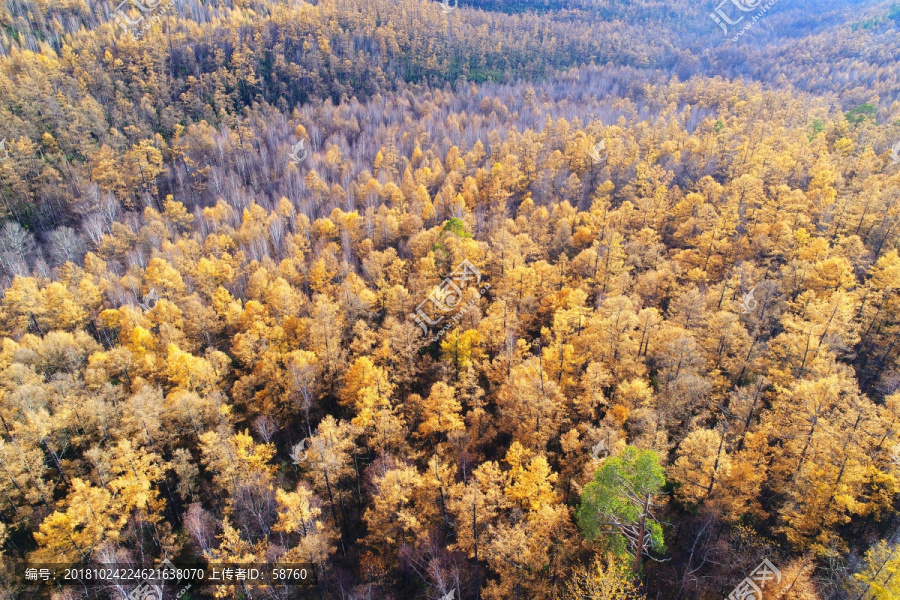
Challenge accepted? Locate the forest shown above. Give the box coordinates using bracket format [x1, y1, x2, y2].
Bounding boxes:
[1, 0, 900, 598]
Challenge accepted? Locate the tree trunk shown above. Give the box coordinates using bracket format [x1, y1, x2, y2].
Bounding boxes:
[633, 493, 650, 573]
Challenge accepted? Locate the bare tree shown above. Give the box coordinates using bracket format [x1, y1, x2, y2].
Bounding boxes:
[253, 415, 278, 443]
[46, 226, 87, 266]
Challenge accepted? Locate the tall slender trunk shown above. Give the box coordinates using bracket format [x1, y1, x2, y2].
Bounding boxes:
[472, 497, 478, 562]
[633, 493, 650, 573]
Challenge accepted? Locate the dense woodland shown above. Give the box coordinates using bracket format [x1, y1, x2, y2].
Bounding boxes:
[1, 0, 900, 598]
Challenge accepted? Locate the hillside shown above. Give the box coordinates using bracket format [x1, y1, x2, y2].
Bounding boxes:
[1, 1, 900, 599]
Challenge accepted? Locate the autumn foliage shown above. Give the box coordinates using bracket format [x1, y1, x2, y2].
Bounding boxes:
[1, 0, 900, 598]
